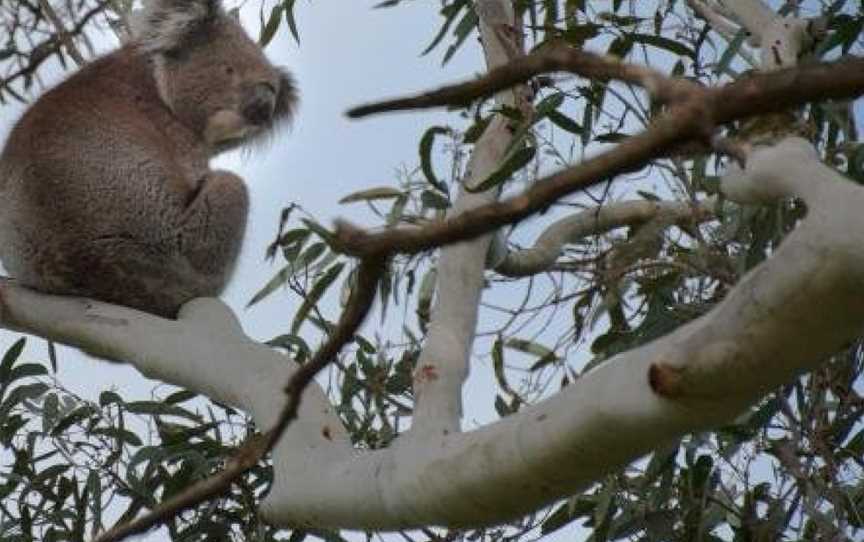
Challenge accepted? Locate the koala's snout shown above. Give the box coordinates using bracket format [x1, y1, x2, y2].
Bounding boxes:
[242, 83, 277, 126]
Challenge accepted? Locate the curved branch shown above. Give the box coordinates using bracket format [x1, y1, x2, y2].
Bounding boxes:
[494, 198, 717, 277]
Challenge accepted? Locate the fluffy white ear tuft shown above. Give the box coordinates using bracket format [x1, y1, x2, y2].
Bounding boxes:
[131, 0, 222, 54]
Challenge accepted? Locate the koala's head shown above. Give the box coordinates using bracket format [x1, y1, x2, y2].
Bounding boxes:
[134, 0, 296, 153]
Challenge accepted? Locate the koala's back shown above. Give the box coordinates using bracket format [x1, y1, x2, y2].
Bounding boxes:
[0, 48, 243, 316]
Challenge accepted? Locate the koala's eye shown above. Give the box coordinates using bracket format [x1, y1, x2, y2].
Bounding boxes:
[224, 65, 235, 76]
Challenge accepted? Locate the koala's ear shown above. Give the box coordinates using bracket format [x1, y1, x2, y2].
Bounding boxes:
[132, 0, 222, 54]
[274, 69, 298, 124]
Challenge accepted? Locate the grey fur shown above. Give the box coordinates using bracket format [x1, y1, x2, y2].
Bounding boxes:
[0, 0, 296, 318]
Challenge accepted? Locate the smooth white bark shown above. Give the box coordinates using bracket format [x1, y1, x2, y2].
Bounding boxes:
[494, 199, 716, 277]
[706, 0, 821, 70]
[408, 0, 523, 437]
[716, 0, 775, 43]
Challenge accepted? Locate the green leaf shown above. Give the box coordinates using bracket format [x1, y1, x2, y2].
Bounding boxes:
[292, 263, 346, 334]
[548, 110, 582, 134]
[282, 0, 300, 44]
[0, 337, 26, 385]
[505, 338, 558, 363]
[50, 406, 98, 437]
[492, 337, 513, 397]
[301, 219, 337, 246]
[630, 33, 696, 59]
[442, 6, 478, 65]
[247, 264, 292, 308]
[0, 382, 49, 422]
[541, 497, 595, 534]
[419, 126, 451, 193]
[422, 0, 467, 56]
[259, 4, 283, 47]
[467, 146, 536, 193]
[92, 427, 143, 447]
[420, 189, 450, 210]
[99, 390, 123, 407]
[607, 35, 633, 59]
[339, 186, 404, 204]
[817, 14, 863, 55]
[165, 390, 198, 404]
[124, 401, 201, 422]
[715, 29, 748, 76]
[7, 363, 48, 384]
[251, 239, 331, 307]
[562, 23, 602, 47]
[595, 132, 628, 143]
[534, 92, 565, 117]
[845, 428, 864, 456]
[637, 190, 661, 201]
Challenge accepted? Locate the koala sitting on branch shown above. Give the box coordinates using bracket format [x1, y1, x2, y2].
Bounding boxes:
[0, 0, 296, 318]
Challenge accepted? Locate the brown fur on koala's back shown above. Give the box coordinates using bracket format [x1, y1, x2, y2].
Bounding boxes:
[0, 0, 296, 318]
[0, 48, 226, 316]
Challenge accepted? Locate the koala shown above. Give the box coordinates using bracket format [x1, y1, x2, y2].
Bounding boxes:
[0, 0, 296, 317]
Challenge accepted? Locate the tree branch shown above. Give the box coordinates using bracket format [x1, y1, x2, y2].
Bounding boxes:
[493, 198, 717, 277]
[0, 0, 109, 96]
[715, 0, 775, 42]
[37, 0, 86, 66]
[406, 0, 528, 439]
[334, 54, 864, 259]
[348, 46, 695, 119]
[88, 258, 386, 542]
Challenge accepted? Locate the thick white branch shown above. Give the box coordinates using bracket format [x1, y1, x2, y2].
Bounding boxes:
[688, 0, 749, 43]
[712, 0, 819, 71]
[248, 138, 864, 526]
[4, 138, 862, 529]
[686, 0, 760, 66]
[493, 199, 716, 277]
[716, 0, 775, 42]
[408, 0, 524, 437]
[0, 287, 355, 483]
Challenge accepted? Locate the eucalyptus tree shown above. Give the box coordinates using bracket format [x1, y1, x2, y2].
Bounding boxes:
[1, 1, 863, 541]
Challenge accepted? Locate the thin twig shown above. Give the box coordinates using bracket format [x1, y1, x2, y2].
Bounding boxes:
[38, 0, 86, 66]
[347, 46, 698, 118]
[1, 0, 109, 92]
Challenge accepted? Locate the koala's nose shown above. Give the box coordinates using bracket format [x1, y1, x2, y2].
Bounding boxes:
[242, 83, 277, 125]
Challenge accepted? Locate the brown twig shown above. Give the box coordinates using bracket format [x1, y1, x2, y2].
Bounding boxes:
[94, 257, 386, 542]
[1, 0, 109, 94]
[37, 0, 86, 66]
[267, 256, 387, 446]
[335, 55, 864, 259]
[347, 46, 696, 118]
